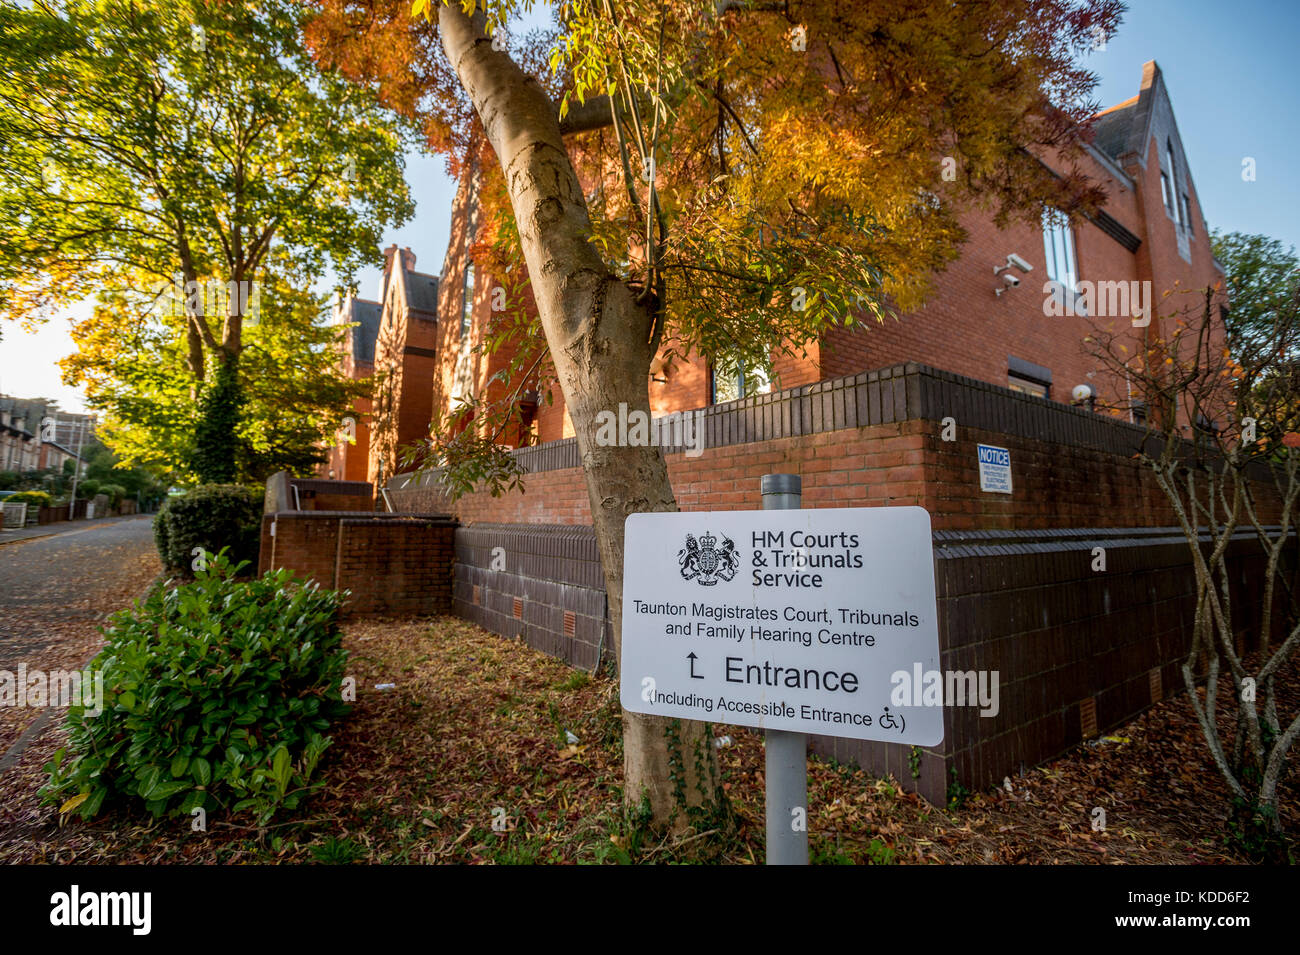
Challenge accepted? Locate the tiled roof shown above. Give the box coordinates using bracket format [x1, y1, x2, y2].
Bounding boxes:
[349, 299, 381, 363]
[1091, 97, 1138, 161]
[405, 270, 439, 315]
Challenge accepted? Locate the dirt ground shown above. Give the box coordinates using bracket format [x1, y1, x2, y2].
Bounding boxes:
[1, 613, 1293, 864]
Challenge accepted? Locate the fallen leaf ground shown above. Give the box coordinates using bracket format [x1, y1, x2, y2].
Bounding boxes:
[0, 520, 160, 754]
[1, 613, 1294, 864]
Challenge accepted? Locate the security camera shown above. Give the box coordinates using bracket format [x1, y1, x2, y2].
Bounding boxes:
[1002, 272, 1020, 288]
[995, 254, 1033, 278]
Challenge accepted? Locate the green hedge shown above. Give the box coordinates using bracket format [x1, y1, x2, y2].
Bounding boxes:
[99, 483, 128, 507]
[43, 553, 350, 824]
[153, 484, 263, 575]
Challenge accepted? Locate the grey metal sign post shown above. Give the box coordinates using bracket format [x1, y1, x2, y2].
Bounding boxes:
[760, 473, 808, 865]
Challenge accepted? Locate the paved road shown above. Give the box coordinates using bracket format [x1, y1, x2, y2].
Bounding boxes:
[0, 514, 160, 752]
[0, 514, 157, 618]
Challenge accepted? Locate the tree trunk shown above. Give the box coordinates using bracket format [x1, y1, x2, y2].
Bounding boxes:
[439, 4, 722, 830]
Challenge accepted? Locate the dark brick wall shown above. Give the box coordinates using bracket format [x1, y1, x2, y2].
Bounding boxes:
[287, 478, 373, 512]
[453, 524, 610, 671]
[338, 518, 455, 617]
[444, 519, 1294, 806]
[818, 527, 1292, 804]
[259, 511, 456, 618]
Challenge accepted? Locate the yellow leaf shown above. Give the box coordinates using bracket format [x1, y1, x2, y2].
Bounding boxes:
[412, 0, 428, 18]
[60, 792, 90, 814]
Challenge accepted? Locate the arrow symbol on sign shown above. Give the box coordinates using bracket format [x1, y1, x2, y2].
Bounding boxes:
[688, 652, 702, 679]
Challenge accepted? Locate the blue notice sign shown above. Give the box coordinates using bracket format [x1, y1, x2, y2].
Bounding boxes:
[977, 444, 1012, 494]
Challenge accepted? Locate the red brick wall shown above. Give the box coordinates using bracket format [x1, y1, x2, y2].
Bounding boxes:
[259, 512, 455, 618]
[368, 252, 440, 488]
[389, 404, 1283, 532]
[336, 519, 454, 617]
[286, 479, 373, 512]
[322, 325, 374, 483]
[819, 204, 1145, 408]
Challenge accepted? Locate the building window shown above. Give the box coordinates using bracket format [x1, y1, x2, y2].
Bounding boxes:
[1166, 140, 1182, 227]
[1042, 208, 1079, 294]
[1182, 193, 1193, 235]
[710, 357, 771, 404]
[1008, 374, 1048, 399]
[460, 172, 479, 340]
[460, 263, 474, 338]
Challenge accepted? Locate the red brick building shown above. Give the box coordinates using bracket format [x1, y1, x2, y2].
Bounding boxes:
[324, 244, 441, 490]
[323, 292, 379, 483]
[330, 59, 1221, 482]
[295, 62, 1275, 804]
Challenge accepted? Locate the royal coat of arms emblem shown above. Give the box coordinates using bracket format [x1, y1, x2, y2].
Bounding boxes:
[678, 532, 739, 586]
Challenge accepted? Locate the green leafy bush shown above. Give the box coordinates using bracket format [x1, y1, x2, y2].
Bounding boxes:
[75, 478, 100, 499]
[153, 484, 262, 575]
[5, 490, 52, 507]
[99, 483, 128, 507]
[43, 553, 350, 824]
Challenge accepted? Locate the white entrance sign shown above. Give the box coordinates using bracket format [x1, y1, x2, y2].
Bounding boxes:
[977, 443, 1012, 494]
[621, 506, 943, 745]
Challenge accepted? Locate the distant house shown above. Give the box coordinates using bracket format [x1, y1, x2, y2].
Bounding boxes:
[37, 440, 82, 474]
[0, 412, 35, 472]
[324, 292, 380, 484]
[321, 245, 441, 489]
[0, 396, 92, 475]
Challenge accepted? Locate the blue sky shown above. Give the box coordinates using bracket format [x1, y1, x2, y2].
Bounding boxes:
[1088, 0, 1299, 252]
[3, 0, 1296, 413]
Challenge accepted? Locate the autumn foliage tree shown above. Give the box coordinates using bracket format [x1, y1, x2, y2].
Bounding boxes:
[308, 0, 1123, 830]
[60, 270, 371, 482]
[0, 0, 413, 482]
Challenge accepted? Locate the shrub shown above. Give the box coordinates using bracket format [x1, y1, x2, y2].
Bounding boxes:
[99, 483, 128, 507]
[43, 553, 350, 825]
[76, 479, 101, 500]
[153, 484, 262, 575]
[6, 490, 52, 508]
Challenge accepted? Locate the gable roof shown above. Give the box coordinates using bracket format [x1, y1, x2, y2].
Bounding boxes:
[404, 270, 439, 315]
[1091, 95, 1140, 162]
[1090, 61, 1181, 173]
[348, 299, 381, 363]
